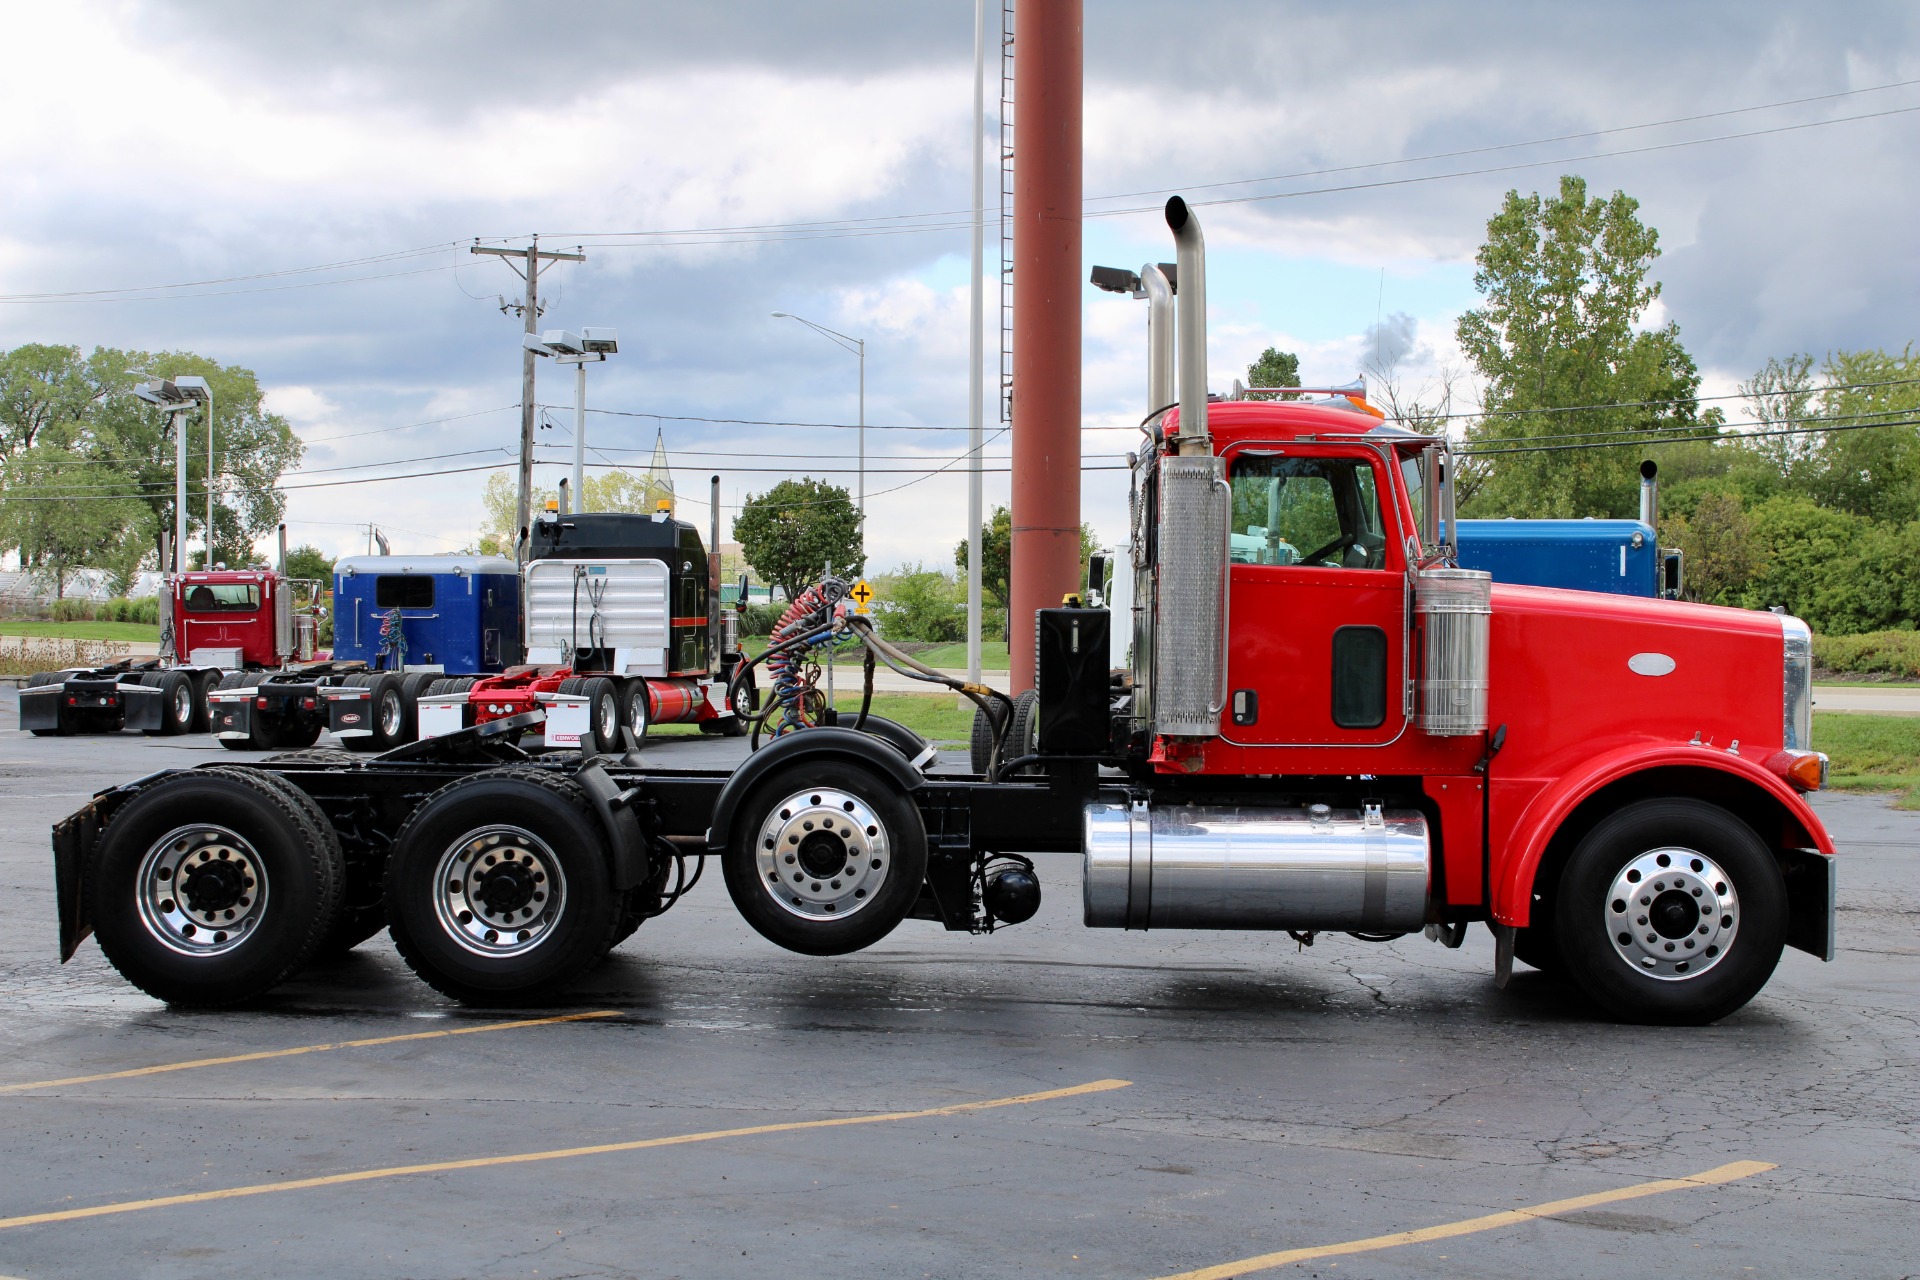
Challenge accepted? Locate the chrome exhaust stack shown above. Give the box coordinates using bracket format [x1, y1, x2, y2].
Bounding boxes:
[1165, 197, 1208, 455]
[1142, 261, 1174, 418]
[1639, 458, 1659, 529]
[1152, 196, 1229, 739]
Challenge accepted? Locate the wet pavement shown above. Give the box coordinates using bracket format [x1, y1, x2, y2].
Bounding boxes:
[0, 690, 1915, 1279]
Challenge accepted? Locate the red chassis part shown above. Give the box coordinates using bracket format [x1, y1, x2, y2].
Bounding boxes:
[463, 667, 722, 727]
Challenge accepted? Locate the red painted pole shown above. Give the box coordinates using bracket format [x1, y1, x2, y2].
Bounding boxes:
[1008, 0, 1083, 695]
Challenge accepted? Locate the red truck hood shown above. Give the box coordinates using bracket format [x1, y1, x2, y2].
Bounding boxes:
[1485, 583, 1788, 776]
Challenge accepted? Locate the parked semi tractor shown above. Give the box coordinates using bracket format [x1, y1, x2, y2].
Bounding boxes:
[318, 555, 523, 751]
[20, 557, 338, 742]
[1453, 462, 1683, 599]
[51, 199, 1833, 1025]
[412, 507, 753, 750]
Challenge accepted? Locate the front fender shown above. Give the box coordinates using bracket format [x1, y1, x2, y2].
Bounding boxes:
[1495, 741, 1835, 926]
[705, 726, 925, 851]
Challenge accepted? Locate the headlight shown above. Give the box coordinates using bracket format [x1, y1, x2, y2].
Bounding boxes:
[1782, 615, 1813, 750]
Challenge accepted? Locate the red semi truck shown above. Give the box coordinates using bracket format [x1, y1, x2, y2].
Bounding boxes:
[20, 567, 342, 744]
[50, 197, 1833, 1025]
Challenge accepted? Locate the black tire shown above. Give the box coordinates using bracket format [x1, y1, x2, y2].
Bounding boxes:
[1003, 690, 1039, 775]
[1555, 798, 1787, 1026]
[189, 670, 216, 732]
[364, 673, 407, 750]
[252, 711, 323, 752]
[704, 670, 756, 736]
[398, 672, 438, 740]
[384, 768, 621, 1004]
[88, 766, 344, 1006]
[156, 671, 194, 736]
[577, 676, 621, 754]
[968, 699, 1010, 774]
[722, 759, 928, 956]
[621, 679, 651, 747]
[261, 749, 362, 766]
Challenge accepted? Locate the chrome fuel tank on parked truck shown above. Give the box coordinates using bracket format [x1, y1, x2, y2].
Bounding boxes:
[1083, 800, 1430, 932]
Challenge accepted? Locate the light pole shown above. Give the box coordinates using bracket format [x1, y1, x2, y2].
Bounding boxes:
[132, 380, 197, 574]
[524, 328, 618, 505]
[172, 376, 213, 569]
[772, 312, 866, 515]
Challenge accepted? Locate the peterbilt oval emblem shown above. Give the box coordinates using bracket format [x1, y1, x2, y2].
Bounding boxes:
[339, 712, 362, 725]
[1628, 652, 1676, 677]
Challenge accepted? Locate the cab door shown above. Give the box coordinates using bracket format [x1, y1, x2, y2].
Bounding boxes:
[1221, 443, 1408, 747]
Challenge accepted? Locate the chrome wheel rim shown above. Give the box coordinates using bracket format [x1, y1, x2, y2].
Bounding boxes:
[136, 825, 267, 955]
[379, 690, 404, 737]
[432, 825, 567, 957]
[596, 694, 618, 743]
[627, 687, 649, 732]
[170, 682, 192, 725]
[755, 788, 889, 921]
[1605, 846, 1739, 981]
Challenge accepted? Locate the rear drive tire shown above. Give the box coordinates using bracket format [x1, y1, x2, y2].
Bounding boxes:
[1003, 690, 1039, 776]
[622, 680, 651, 747]
[156, 671, 194, 736]
[722, 759, 927, 956]
[577, 677, 621, 754]
[968, 698, 1010, 774]
[88, 766, 344, 1006]
[1555, 798, 1787, 1026]
[384, 768, 621, 1004]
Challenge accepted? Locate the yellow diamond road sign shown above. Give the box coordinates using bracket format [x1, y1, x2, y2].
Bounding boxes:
[850, 579, 875, 614]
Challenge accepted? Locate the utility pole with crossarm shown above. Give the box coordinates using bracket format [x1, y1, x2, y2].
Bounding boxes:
[471, 238, 585, 561]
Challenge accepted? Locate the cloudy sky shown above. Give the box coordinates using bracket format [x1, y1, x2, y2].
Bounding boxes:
[3, 1, 1917, 570]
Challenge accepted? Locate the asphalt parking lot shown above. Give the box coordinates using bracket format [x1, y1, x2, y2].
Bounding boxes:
[0, 692, 1914, 1279]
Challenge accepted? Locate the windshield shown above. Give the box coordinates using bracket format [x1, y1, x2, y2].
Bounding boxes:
[181, 582, 260, 613]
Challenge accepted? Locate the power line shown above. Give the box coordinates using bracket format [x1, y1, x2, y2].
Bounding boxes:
[8, 80, 1918, 305]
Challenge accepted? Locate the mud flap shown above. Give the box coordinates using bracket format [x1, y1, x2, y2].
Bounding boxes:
[121, 684, 164, 732]
[1493, 923, 1516, 988]
[52, 803, 103, 961]
[1781, 848, 1836, 961]
[17, 685, 60, 732]
[328, 687, 374, 739]
[210, 695, 253, 739]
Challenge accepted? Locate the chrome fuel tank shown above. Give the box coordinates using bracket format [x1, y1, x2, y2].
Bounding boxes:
[1083, 800, 1430, 932]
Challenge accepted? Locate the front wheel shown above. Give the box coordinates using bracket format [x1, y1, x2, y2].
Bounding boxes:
[384, 768, 620, 1004]
[1555, 798, 1787, 1025]
[721, 760, 927, 956]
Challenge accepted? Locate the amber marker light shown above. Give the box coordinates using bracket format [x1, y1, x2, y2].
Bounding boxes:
[1766, 749, 1830, 792]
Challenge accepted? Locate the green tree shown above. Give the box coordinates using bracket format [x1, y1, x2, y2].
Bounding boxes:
[1456, 175, 1717, 518]
[732, 477, 863, 601]
[1661, 489, 1763, 605]
[872, 563, 964, 642]
[1245, 347, 1301, 399]
[0, 444, 148, 595]
[0, 345, 303, 570]
[954, 504, 1103, 606]
[284, 543, 334, 583]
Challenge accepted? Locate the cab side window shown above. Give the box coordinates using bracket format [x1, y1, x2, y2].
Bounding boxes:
[1229, 454, 1389, 569]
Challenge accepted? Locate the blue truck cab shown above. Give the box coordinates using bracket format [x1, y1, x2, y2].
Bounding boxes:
[1453, 519, 1682, 599]
[332, 555, 522, 672]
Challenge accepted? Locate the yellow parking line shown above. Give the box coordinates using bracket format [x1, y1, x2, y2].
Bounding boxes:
[1152, 1159, 1776, 1279]
[0, 1011, 621, 1094]
[0, 1077, 1130, 1232]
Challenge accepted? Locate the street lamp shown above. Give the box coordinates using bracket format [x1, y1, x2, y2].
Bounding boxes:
[132, 380, 196, 576]
[525, 327, 617, 505]
[171, 376, 213, 572]
[772, 312, 866, 515]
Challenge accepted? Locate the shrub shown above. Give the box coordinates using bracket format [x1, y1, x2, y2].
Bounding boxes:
[738, 602, 786, 637]
[1814, 630, 1920, 680]
[50, 598, 95, 622]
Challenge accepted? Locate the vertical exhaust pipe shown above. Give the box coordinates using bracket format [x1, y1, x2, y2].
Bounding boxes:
[1153, 196, 1230, 738]
[277, 523, 288, 576]
[1142, 262, 1175, 418]
[709, 474, 723, 667]
[1165, 197, 1208, 453]
[1639, 459, 1659, 528]
[557, 477, 570, 517]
